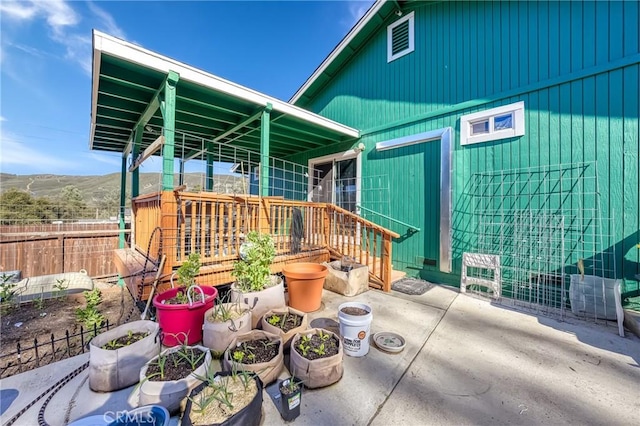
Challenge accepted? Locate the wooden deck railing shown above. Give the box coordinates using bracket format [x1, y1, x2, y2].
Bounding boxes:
[132, 191, 399, 291]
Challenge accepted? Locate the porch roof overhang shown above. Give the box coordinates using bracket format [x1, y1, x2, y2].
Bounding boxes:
[90, 31, 360, 161]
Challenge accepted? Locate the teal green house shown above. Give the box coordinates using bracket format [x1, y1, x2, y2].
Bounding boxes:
[286, 0, 639, 307]
[91, 0, 639, 310]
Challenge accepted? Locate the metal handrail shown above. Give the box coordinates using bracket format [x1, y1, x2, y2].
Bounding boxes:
[356, 204, 420, 232]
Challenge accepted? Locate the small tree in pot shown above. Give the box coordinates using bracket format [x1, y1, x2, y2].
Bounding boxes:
[230, 232, 285, 327]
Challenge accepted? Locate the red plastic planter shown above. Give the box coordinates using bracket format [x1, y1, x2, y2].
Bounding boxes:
[153, 286, 218, 346]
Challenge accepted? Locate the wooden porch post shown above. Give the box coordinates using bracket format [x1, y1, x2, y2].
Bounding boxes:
[381, 234, 392, 292]
[160, 190, 177, 278]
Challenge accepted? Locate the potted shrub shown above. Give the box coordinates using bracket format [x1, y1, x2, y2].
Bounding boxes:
[222, 330, 283, 385]
[230, 232, 285, 328]
[279, 376, 302, 422]
[153, 252, 218, 346]
[202, 296, 252, 356]
[182, 369, 263, 426]
[138, 343, 212, 415]
[282, 262, 328, 312]
[289, 328, 343, 388]
[260, 306, 308, 347]
[89, 320, 160, 392]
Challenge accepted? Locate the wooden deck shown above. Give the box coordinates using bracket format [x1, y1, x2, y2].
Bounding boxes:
[115, 246, 330, 300]
[120, 190, 400, 298]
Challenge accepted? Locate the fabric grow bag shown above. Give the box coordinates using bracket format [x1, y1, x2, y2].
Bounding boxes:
[290, 328, 344, 389]
[222, 330, 284, 385]
[230, 276, 285, 328]
[139, 345, 211, 415]
[181, 371, 264, 426]
[260, 306, 308, 346]
[202, 302, 252, 354]
[89, 320, 160, 392]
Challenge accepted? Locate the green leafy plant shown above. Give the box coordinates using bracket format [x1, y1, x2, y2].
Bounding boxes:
[0, 273, 19, 313]
[318, 330, 330, 341]
[53, 278, 68, 300]
[171, 252, 202, 305]
[75, 288, 105, 331]
[232, 350, 245, 363]
[34, 294, 46, 310]
[267, 314, 281, 326]
[232, 232, 276, 292]
[312, 343, 326, 356]
[297, 342, 310, 357]
[177, 252, 201, 287]
[210, 293, 247, 323]
[102, 330, 149, 350]
[177, 345, 207, 371]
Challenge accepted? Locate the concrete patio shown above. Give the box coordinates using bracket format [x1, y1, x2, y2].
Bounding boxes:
[1, 286, 639, 425]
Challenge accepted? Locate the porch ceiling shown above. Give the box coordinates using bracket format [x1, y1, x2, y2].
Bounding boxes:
[90, 31, 359, 161]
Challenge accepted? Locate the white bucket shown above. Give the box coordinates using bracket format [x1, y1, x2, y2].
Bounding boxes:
[338, 302, 373, 357]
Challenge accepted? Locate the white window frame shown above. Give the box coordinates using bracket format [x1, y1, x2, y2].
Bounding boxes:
[460, 101, 525, 146]
[387, 11, 415, 63]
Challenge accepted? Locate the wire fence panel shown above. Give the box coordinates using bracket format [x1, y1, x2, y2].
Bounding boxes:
[467, 162, 617, 325]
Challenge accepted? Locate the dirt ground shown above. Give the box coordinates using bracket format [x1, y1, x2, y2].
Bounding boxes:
[0, 282, 138, 378]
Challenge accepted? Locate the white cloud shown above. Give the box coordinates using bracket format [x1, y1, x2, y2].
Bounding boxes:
[0, 0, 78, 34]
[0, 1, 125, 76]
[85, 152, 122, 167]
[86, 2, 126, 40]
[0, 116, 6, 122]
[342, 1, 374, 30]
[0, 133, 77, 173]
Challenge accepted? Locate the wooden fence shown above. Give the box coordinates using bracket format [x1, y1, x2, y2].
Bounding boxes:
[0, 223, 129, 279]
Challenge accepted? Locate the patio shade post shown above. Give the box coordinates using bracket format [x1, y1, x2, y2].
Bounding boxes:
[132, 124, 142, 198]
[119, 156, 127, 249]
[160, 70, 180, 191]
[206, 142, 215, 191]
[260, 103, 272, 197]
[179, 160, 185, 186]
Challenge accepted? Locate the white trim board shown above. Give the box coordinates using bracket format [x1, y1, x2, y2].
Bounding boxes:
[91, 31, 360, 151]
[307, 149, 362, 214]
[376, 127, 453, 273]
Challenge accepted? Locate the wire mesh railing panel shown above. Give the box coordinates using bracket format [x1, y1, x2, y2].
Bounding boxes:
[467, 162, 617, 323]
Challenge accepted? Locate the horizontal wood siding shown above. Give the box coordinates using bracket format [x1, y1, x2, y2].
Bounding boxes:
[286, 1, 639, 298]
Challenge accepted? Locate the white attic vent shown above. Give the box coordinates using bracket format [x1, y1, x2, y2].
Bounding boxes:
[387, 11, 414, 62]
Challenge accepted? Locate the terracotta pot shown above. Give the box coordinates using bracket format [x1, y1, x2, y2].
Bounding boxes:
[283, 263, 328, 312]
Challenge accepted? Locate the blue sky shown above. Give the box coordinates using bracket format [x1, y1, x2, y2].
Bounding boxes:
[0, 0, 373, 176]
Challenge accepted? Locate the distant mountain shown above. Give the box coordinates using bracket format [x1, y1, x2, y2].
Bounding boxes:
[0, 173, 248, 206]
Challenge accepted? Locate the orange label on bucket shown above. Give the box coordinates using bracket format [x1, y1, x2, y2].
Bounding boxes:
[358, 330, 366, 339]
